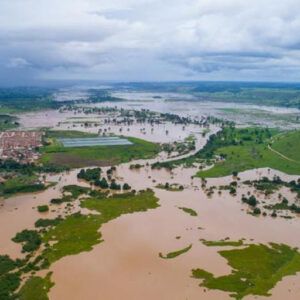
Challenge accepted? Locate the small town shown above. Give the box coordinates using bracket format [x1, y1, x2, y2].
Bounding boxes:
[0, 131, 43, 163]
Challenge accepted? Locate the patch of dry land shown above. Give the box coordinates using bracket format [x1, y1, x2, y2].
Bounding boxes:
[1, 106, 300, 300]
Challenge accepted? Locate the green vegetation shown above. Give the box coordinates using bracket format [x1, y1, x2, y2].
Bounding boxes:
[0, 114, 19, 131]
[192, 243, 300, 299]
[196, 128, 300, 177]
[18, 273, 54, 300]
[63, 185, 90, 198]
[44, 130, 98, 139]
[40, 136, 160, 168]
[264, 201, 300, 214]
[0, 272, 21, 300]
[5, 188, 159, 299]
[272, 131, 300, 162]
[152, 127, 300, 176]
[77, 167, 101, 182]
[201, 239, 244, 247]
[0, 180, 161, 299]
[0, 87, 60, 114]
[139, 81, 300, 108]
[12, 230, 41, 253]
[42, 189, 159, 263]
[159, 244, 192, 259]
[0, 158, 69, 175]
[156, 183, 184, 191]
[178, 207, 197, 216]
[42, 213, 102, 263]
[0, 175, 46, 198]
[244, 176, 300, 200]
[35, 217, 63, 228]
[37, 205, 49, 213]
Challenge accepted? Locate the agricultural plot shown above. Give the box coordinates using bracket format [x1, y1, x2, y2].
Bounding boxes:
[57, 137, 132, 148]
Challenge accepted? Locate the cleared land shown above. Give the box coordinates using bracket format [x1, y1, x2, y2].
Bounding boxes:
[41, 131, 160, 167]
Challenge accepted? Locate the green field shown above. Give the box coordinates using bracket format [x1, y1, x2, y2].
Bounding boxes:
[192, 243, 300, 299]
[271, 131, 300, 162]
[41, 132, 160, 167]
[44, 130, 98, 139]
[196, 128, 300, 178]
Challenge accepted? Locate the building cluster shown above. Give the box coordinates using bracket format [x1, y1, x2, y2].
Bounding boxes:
[0, 131, 43, 163]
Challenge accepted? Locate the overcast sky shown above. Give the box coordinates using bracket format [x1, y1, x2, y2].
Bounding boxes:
[1, 0, 300, 85]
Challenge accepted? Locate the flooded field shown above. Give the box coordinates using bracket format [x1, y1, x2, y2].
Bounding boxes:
[1, 160, 300, 300]
[109, 91, 300, 129]
[2, 97, 300, 300]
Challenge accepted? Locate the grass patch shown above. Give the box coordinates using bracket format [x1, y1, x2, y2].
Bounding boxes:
[37, 205, 49, 213]
[201, 239, 244, 247]
[40, 136, 160, 168]
[18, 273, 54, 300]
[159, 244, 192, 259]
[272, 131, 300, 161]
[192, 243, 300, 299]
[42, 213, 102, 263]
[178, 207, 198, 216]
[45, 130, 98, 139]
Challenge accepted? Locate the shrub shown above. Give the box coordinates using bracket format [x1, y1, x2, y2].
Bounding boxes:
[37, 205, 49, 212]
[253, 208, 261, 215]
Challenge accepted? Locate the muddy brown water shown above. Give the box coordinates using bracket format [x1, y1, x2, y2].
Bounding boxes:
[2, 107, 300, 299]
[1, 160, 300, 299]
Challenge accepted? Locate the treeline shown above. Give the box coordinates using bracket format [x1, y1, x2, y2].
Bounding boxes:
[0, 159, 69, 175]
[77, 167, 131, 191]
[0, 183, 46, 196]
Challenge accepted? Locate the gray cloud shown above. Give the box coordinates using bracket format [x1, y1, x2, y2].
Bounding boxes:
[0, 0, 300, 85]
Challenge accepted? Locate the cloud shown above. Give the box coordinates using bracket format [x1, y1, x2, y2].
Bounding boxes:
[0, 0, 300, 84]
[6, 57, 30, 68]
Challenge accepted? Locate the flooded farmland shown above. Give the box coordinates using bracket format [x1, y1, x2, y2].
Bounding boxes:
[1, 93, 300, 300]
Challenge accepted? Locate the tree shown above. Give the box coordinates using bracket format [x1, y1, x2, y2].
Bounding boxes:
[110, 180, 121, 190]
[253, 207, 261, 215]
[248, 195, 257, 207]
[98, 177, 109, 189]
[123, 183, 131, 190]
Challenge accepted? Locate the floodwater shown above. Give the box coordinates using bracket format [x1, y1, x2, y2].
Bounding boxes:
[106, 91, 300, 128]
[2, 98, 300, 299]
[48, 166, 300, 300]
[0, 156, 300, 299]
